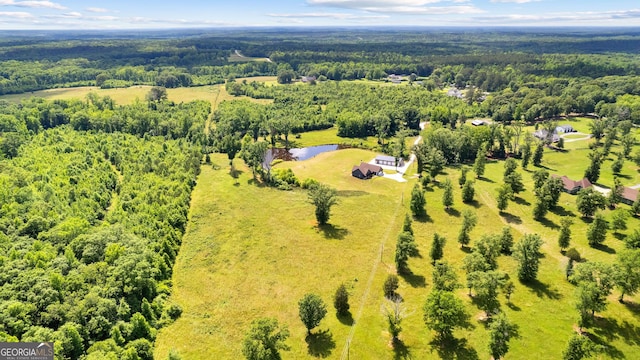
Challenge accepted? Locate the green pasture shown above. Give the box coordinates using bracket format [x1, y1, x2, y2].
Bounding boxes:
[156, 127, 640, 359]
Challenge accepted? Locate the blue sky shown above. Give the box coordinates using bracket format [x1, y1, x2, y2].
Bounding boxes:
[1, 0, 640, 29]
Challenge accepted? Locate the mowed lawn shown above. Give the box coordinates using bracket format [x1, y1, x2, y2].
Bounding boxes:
[156, 129, 640, 359]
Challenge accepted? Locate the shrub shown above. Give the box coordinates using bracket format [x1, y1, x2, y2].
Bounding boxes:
[565, 248, 581, 262]
[383, 274, 399, 299]
[300, 177, 319, 189]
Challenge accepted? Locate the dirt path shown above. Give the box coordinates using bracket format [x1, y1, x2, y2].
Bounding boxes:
[561, 132, 591, 143]
[339, 187, 406, 360]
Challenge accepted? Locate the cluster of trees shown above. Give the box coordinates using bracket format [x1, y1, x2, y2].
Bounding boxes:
[0, 93, 210, 161]
[0, 96, 204, 358]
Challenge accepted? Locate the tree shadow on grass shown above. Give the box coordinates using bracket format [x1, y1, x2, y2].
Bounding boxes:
[522, 279, 562, 300]
[306, 329, 336, 358]
[513, 196, 531, 206]
[593, 243, 616, 254]
[317, 224, 349, 240]
[428, 337, 479, 360]
[612, 232, 626, 241]
[537, 217, 560, 230]
[445, 208, 461, 217]
[593, 316, 640, 347]
[336, 190, 369, 197]
[393, 339, 411, 360]
[466, 200, 482, 209]
[550, 206, 575, 217]
[337, 311, 354, 326]
[399, 270, 426, 288]
[583, 331, 625, 359]
[507, 302, 522, 311]
[413, 213, 433, 223]
[623, 301, 640, 314]
[477, 176, 495, 183]
[500, 211, 522, 224]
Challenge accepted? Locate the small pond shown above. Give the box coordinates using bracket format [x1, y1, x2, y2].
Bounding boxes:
[267, 144, 348, 163]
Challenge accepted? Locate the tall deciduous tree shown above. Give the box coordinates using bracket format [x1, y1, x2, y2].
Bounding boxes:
[242, 318, 290, 360]
[383, 297, 406, 344]
[586, 213, 608, 247]
[432, 260, 460, 292]
[298, 294, 327, 335]
[423, 290, 468, 341]
[615, 249, 640, 303]
[513, 234, 543, 282]
[488, 314, 518, 360]
[558, 218, 573, 252]
[457, 210, 477, 248]
[308, 183, 338, 225]
[576, 188, 606, 218]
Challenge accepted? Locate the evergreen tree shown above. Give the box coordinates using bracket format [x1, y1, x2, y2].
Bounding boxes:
[558, 218, 573, 251]
[586, 213, 608, 247]
[473, 143, 487, 178]
[410, 183, 426, 218]
[533, 142, 544, 167]
[462, 179, 475, 203]
[442, 178, 454, 209]
[430, 233, 446, 265]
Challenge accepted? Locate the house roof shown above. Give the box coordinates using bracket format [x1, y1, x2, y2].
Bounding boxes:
[551, 175, 592, 191]
[375, 155, 396, 162]
[353, 162, 382, 175]
[622, 187, 639, 202]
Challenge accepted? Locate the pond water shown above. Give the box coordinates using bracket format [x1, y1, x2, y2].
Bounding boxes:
[268, 144, 347, 162]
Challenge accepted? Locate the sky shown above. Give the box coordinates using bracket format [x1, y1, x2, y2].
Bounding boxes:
[1, 0, 640, 29]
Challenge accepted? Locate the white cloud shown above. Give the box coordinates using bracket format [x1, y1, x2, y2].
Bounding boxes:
[86, 7, 109, 13]
[307, 0, 483, 14]
[268, 12, 389, 20]
[490, 0, 539, 3]
[473, 9, 640, 23]
[0, 10, 33, 18]
[0, 0, 66, 9]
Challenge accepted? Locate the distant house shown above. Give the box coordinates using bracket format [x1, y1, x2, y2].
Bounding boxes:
[374, 155, 404, 167]
[352, 162, 384, 180]
[447, 87, 463, 99]
[534, 129, 560, 143]
[552, 175, 592, 194]
[471, 120, 486, 126]
[621, 187, 639, 205]
[301, 76, 316, 83]
[557, 124, 575, 133]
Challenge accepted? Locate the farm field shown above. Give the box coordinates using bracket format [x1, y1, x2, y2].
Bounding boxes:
[0, 83, 273, 110]
[155, 122, 640, 359]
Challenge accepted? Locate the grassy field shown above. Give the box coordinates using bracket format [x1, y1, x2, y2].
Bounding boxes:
[156, 121, 640, 359]
[228, 51, 272, 63]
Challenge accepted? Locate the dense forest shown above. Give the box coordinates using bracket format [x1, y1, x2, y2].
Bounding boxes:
[0, 95, 206, 359]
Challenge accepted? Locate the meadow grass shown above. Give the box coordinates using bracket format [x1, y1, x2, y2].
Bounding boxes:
[0, 84, 272, 109]
[156, 131, 640, 359]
